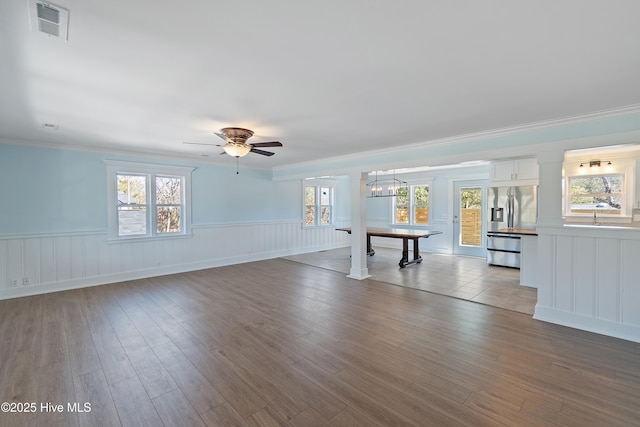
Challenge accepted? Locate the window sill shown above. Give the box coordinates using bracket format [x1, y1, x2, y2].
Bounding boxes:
[564, 215, 632, 223]
[564, 223, 640, 230]
[107, 233, 194, 244]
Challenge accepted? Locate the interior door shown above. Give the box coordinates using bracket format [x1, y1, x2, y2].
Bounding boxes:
[453, 181, 486, 257]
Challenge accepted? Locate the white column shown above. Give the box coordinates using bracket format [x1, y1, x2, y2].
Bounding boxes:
[347, 171, 371, 280]
[534, 149, 564, 310]
[537, 149, 565, 227]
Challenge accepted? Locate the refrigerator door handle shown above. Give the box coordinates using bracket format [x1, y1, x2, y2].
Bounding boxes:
[511, 196, 515, 228]
[506, 194, 512, 228]
[510, 196, 514, 228]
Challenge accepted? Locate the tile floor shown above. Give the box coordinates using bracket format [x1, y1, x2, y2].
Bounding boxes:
[283, 247, 537, 315]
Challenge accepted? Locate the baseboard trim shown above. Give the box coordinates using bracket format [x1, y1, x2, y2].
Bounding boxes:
[533, 306, 640, 343]
[0, 243, 348, 300]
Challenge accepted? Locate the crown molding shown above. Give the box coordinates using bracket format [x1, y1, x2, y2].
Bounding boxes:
[273, 103, 640, 173]
[0, 137, 273, 171]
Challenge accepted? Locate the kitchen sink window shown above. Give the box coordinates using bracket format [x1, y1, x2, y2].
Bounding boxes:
[568, 173, 624, 215]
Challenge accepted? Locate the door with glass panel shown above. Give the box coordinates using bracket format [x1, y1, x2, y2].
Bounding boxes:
[453, 181, 486, 257]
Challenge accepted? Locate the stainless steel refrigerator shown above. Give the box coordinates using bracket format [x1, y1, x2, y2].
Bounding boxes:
[486, 186, 537, 268]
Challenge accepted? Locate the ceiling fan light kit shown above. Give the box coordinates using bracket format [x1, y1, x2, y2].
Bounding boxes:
[222, 143, 252, 157]
[182, 127, 283, 173]
[219, 128, 258, 158]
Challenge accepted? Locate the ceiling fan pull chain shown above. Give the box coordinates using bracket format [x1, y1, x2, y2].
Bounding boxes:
[236, 157, 240, 175]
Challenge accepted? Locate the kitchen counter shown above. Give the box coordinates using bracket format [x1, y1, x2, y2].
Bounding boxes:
[490, 228, 538, 236]
[563, 223, 640, 230]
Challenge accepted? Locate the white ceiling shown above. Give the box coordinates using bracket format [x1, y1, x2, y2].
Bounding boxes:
[1, 0, 640, 169]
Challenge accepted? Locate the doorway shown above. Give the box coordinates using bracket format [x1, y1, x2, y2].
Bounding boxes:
[453, 181, 486, 257]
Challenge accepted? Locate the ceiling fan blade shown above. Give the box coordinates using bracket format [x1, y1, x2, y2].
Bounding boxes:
[250, 141, 282, 147]
[250, 148, 275, 156]
[182, 141, 222, 147]
[214, 132, 231, 142]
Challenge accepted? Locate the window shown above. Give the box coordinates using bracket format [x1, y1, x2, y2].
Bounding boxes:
[394, 184, 430, 225]
[304, 180, 335, 226]
[568, 174, 624, 215]
[395, 187, 409, 224]
[105, 161, 194, 240]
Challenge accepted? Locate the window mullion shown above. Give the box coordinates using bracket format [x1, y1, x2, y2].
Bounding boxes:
[316, 186, 321, 225]
[179, 178, 185, 231]
[148, 173, 155, 236]
[411, 186, 415, 225]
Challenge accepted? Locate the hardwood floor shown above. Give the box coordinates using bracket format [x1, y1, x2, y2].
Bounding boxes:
[1, 258, 639, 426]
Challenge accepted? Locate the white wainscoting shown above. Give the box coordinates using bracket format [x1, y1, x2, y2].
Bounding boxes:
[534, 226, 640, 343]
[0, 221, 350, 300]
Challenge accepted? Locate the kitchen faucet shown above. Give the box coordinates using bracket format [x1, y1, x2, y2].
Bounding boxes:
[593, 209, 600, 225]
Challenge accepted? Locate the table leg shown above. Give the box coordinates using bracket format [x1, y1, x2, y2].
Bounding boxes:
[400, 237, 423, 267]
[366, 234, 375, 256]
[399, 238, 409, 267]
[413, 238, 423, 263]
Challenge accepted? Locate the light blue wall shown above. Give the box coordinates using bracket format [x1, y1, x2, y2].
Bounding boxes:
[0, 145, 107, 234]
[0, 144, 336, 235]
[365, 196, 388, 223]
[334, 175, 351, 221]
[192, 166, 301, 225]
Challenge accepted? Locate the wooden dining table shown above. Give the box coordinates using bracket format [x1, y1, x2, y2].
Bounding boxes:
[336, 227, 443, 268]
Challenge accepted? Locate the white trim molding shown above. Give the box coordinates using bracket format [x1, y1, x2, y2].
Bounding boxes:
[533, 225, 640, 343]
[0, 221, 350, 300]
[104, 160, 195, 241]
[273, 104, 640, 177]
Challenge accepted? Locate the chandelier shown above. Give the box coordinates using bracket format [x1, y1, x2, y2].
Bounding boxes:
[366, 170, 408, 198]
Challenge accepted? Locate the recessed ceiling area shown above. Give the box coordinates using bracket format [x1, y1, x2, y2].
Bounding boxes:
[1, 1, 640, 168]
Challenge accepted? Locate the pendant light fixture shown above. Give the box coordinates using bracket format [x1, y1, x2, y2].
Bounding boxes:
[366, 170, 408, 198]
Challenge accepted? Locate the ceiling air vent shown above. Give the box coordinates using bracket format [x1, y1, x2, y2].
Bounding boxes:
[28, 0, 70, 41]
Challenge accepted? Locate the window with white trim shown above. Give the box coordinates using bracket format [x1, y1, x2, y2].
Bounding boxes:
[105, 161, 194, 240]
[567, 173, 624, 215]
[304, 179, 335, 226]
[393, 184, 430, 225]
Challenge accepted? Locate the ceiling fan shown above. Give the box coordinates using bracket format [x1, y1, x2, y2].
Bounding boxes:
[184, 127, 283, 158]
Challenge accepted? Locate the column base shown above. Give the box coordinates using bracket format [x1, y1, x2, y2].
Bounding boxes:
[347, 269, 371, 280]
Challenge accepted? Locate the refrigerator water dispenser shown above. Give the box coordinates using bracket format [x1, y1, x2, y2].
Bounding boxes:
[491, 207, 504, 222]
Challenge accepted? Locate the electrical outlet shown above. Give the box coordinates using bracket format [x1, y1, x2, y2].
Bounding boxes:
[22, 277, 30, 286]
[9, 279, 19, 288]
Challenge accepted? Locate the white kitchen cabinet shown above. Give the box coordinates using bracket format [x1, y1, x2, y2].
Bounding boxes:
[490, 158, 539, 185]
